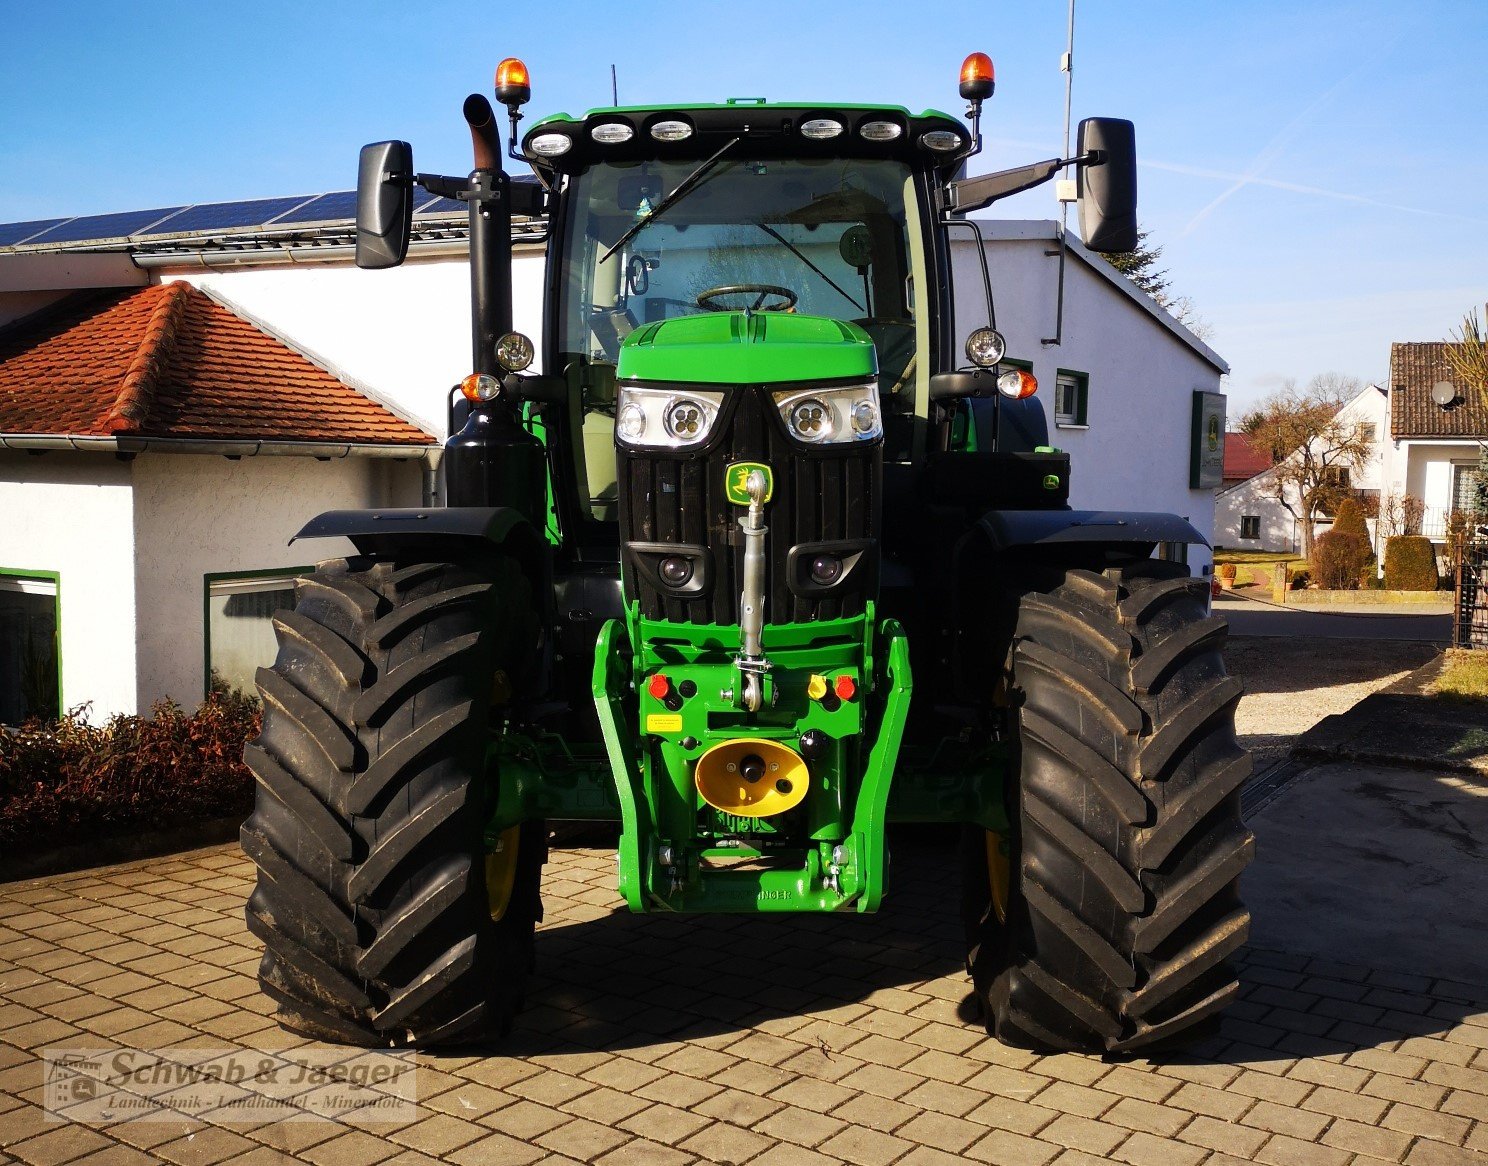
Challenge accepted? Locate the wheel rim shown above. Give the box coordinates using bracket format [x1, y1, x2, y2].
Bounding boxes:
[485, 826, 521, 922]
[984, 831, 1010, 924]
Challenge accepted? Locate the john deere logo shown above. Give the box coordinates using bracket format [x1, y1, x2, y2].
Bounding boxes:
[725, 462, 773, 506]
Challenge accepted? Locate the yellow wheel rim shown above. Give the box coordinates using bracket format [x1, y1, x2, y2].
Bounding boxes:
[485, 826, 521, 922]
[985, 831, 1010, 924]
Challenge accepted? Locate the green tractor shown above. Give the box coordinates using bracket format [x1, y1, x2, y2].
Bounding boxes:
[242, 52, 1252, 1055]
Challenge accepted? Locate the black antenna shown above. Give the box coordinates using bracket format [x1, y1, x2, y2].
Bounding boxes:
[611, 64, 618, 106]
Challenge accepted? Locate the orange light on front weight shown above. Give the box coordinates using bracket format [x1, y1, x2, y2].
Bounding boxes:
[960, 52, 995, 101]
[997, 368, 1038, 400]
[495, 57, 531, 108]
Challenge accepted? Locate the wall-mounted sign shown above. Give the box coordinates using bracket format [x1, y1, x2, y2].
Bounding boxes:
[1190, 390, 1227, 490]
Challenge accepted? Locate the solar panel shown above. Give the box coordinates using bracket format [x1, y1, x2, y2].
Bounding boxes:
[268, 191, 359, 225]
[138, 196, 318, 236]
[415, 194, 466, 216]
[0, 218, 71, 247]
[24, 207, 185, 245]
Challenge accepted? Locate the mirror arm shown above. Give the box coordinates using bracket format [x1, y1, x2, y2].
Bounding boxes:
[945, 151, 1104, 215]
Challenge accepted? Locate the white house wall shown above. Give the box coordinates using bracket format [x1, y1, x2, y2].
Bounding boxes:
[0, 452, 138, 719]
[129, 453, 422, 709]
[950, 234, 1222, 573]
[163, 252, 548, 442]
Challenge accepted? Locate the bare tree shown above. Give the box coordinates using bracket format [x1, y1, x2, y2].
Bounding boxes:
[1445, 308, 1488, 409]
[1240, 374, 1375, 558]
[1378, 490, 1426, 540]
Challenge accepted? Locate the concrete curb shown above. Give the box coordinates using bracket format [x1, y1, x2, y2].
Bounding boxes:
[1291, 651, 1488, 777]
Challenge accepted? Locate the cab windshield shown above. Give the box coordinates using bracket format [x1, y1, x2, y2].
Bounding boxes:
[556, 156, 925, 517]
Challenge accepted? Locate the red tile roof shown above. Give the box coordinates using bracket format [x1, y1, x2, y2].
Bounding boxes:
[0, 283, 432, 446]
[1389, 342, 1488, 439]
[1223, 431, 1273, 483]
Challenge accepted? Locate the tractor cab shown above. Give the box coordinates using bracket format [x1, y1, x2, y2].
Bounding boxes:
[524, 103, 966, 528]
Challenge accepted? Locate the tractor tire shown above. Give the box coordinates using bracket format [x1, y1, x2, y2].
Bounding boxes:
[965, 558, 1253, 1053]
[241, 555, 544, 1046]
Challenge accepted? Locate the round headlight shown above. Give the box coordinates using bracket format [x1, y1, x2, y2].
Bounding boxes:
[664, 398, 709, 441]
[659, 556, 693, 586]
[617, 402, 646, 440]
[859, 120, 903, 142]
[850, 398, 880, 437]
[788, 398, 833, 443]
[920, 129, 964, 153]
[809, 555, 843, 585]
[800, 118, 844, 140]
[965, 327, 1006, 368]
[494, 331, 534, 372]
[997, 368, 1038, 400]
[460, 372, 501, 403]
[529, 133, 572, 158]
[649, 119, 693, 142]
[591, 122, 634, 144]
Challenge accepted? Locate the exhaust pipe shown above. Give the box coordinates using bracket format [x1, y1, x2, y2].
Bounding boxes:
[462, 94, 502, 173]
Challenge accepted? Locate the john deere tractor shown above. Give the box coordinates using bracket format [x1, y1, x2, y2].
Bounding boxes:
[242, 53, 1252, 1054]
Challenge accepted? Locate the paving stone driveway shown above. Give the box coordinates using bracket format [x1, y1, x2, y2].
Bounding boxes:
[1, 830, 1486, 1166]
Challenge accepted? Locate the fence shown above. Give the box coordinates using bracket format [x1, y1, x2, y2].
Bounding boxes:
[1452, 531, 1488, 649]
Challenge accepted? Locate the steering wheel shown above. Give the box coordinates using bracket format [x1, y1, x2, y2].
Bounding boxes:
[696, 284, 799, 312]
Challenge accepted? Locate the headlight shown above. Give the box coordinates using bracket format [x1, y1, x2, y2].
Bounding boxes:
[529, 133, 572, 158]
[614, 384, 724, 449]
[494, 331, 534, 372]
[773, 382, 882, 445]
[964, 327, 1006, 368]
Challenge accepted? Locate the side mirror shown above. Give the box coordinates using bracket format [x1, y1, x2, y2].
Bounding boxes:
[356, 140, 414, 270]
[1076, 118, 1137, 254]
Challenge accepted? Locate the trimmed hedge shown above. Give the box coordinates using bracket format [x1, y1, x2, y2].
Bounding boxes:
[1330, 497, 1371, 548]
[1383, 535, 1441, 591]
[0, 693, 258, 853]
[1312, 529, 1371, 590]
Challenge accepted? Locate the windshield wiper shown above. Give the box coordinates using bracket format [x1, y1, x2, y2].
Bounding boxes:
[600, 136, 741, 264]
[754, 222, 864, 313]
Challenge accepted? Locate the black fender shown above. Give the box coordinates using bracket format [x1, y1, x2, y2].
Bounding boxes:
[977, 509, 1208, 554]
[291, 506, 547, 597]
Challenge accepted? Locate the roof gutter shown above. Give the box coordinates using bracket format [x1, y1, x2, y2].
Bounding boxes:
[0, 433, 439, 460]
[131, 235, 547, 271]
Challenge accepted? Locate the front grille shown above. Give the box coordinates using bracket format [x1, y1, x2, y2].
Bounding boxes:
[619, 386, 880, 625]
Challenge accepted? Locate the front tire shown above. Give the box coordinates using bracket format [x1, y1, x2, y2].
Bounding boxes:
[241, 555, 543, 1046]
[966, 559, 1253, 1053]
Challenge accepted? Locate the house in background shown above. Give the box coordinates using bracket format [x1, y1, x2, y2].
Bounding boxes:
[0, 275, 433, 722]
[0, 187, 1225, 721]
[1382, 342, 1487, 544]
[1213, 383, 1387, 552]
[1221, 430, 1273, 489]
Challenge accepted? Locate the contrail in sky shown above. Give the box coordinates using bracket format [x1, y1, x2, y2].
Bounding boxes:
[1148, 160, 1488, 227]
[1178, 62, 1369, 237]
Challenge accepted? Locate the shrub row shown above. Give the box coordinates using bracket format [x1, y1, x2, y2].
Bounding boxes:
[0, 693, 259, 854]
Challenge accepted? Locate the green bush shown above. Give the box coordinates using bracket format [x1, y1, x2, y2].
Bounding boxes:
[0, 693, 258, 853]
[1330, 497, 1371, 548]
[1311, 529, 1371, 590]
[1383, 536, 1441, 591]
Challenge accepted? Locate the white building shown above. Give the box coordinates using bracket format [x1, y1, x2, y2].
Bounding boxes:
[0, 196, 1225, 723]
[1214, 383, 1388, 553]
[1381, 342, 1487, 542]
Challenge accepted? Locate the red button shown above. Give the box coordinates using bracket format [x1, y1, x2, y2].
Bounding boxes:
[646, 674, 671, 699]
[834, 675, 856, 700]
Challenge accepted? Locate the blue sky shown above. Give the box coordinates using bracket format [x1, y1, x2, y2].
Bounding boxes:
[2, 0, 1485, 410]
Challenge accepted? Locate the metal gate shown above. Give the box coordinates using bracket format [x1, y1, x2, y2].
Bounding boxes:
[1453, 531, 1488, 649]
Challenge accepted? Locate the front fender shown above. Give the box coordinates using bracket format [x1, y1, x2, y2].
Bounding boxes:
[291, 506, 540, 558]
[977, 509, 1209, 553]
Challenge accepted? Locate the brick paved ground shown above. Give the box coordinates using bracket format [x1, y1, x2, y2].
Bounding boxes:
[1, 830, 1486, 1166]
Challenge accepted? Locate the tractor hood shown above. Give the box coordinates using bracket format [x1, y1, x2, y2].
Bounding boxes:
[616, 312, 878, 385]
